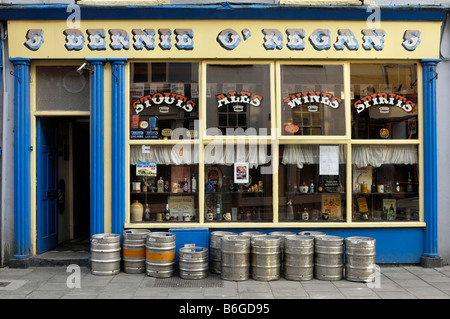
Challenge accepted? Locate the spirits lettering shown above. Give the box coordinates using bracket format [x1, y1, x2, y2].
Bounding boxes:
[354, 93, 416, 114]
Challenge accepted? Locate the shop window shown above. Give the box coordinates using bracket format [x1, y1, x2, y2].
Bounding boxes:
[351, 63, 418, 139]
[36, 66, 90, 111]
[204, 144, 273, 222]
[280, 65, 345, 136]
[130, 62, 199, 140]
[206, 64, 271, 136]
[278, 144, 347, 222]
[129, 144, 199, 222]
[352, 144, 419, 222]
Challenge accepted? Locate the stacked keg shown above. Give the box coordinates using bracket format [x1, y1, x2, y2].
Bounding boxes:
[251, 235, 281, 281]
[221, 235, 251, 281]
[179, 247, 209, 280]
[122, 229, 151, 274]
[314, 235, 344, 281]
[90, 233, 121, 276]
[284, 234, 315, 281]
[145, 232, 176, 278]
[209, 231, 236, 274]
[345, 237, 376, 282]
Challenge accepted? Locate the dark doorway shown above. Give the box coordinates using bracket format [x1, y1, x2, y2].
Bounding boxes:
[72, 120, 90, 239]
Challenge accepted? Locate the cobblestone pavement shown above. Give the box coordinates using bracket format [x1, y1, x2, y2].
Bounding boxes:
[0, 265, 449, 300]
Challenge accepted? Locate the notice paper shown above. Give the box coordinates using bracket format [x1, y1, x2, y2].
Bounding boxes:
[319, 146, 339, 176]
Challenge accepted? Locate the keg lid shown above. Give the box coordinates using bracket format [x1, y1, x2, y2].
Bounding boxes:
[269, 231, 296, 237]
[298, 231, 326, 237]
[345, 236, 376, 246]
[123, 229, 150, 239]
[285, 234, 314, 243]
[315, 235, 344, 245]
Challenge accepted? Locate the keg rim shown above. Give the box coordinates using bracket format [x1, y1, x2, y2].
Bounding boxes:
[345, 236, 376, 245]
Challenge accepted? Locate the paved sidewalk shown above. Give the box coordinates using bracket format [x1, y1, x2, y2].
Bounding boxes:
[0, 265, 449, 299]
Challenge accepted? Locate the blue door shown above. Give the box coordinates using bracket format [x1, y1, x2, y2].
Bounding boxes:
[37, 117, 58, 253]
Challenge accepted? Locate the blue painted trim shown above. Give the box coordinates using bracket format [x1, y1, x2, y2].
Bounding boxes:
[148, 227, 425, 263]
[109, 59, 127, 236]
[0, 4, 446, 21]
[89, 60, 105, 237]
[421, 59, 441, 258]
[10, 58, 31, 259]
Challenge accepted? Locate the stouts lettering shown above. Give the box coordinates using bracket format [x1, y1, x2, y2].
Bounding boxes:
[132, 92, 195, 114]
[24, 27, 421, 52]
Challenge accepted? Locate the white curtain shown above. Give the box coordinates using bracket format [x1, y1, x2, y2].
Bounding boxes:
[352, 144, 417, 168]
[204, 143, 270, 168]
[281, 144, 417, 168]
[281, 144, 346, 168]
[130, 145, 199, 165]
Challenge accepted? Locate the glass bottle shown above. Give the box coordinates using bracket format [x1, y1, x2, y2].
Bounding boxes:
[309, 180, 314, 193]
[183, 176, 189, 192]
[164, 204, 171, 221]
[302, 208, 309, 221]
[191, 174, 197, 192]
[407, 172, 413, 192]
[286, 200, 294, 221]
[157, 177, 164, 193]
[144, 203, 150, 221]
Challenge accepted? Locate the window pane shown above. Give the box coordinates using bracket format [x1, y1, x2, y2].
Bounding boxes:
[130, 62, 199, 140]
[351, 63, 418, 139]
[352, 144, 419, 222]
[206, 64, 271, 136]
[36, 66, 90, 111]
[204, 144, 273, 222]
[130, 144, 199, 222]
[281, 65, 345, 136]
[278, 144, 347, 222]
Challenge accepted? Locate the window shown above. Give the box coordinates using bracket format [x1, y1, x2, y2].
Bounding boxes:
[127, 60, 422, 226]
[280, 65, 345, 136]
[130, 62, 199, 140]
[36, 66, 90, 111]
[206, 64, 271, 136]
[351, 63, 418, 140]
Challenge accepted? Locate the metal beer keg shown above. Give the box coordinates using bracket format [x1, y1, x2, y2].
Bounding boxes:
[269, 231, 296, 274]
[209, 231, 236, 274]
[284, 235, 314, 281]
[251, 235, 281, 281]
[221, 235, 251, 281]
[179, 247, 209, 280]
[145, 232, 176, 278]
[122, 229, 150, 274]
[90, 233, 121, 276]
[345, 237, 376, 282]
[314, 235, 344, 281]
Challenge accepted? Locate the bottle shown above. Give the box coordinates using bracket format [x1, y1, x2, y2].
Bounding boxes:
[191, 174, 197, 192]
[302, 208, 309, 220]
[217, 198, 222, 221]
[318, 182, 323, 193]
[295, 206, 301, 220]
[395, 181, 400, 192]
[407, 172, 413, 192]
[157, 177, 164, 193]
[144, 203, 150, 221]
[309, 180, 314, 193]
[183, 176, 189, 192]
[286, 200, 294, 221]
[164, 204, 171, 221]
[388, 203, 395, 221]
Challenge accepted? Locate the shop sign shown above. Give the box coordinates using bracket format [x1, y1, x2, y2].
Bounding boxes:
[353, 93, 416, 114]
[24, 27, 422, 53]
[216, 91, 263, 111]
[283, 91, 342, 109]
[132, 92, 196, 114]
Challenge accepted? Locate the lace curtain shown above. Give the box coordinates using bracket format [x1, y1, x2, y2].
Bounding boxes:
[130, 144, 271, 168]
[281, 144, 417, 168]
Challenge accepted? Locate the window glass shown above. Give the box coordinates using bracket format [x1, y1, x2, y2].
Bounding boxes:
[352, 144, 419, 222]
[281, 65, 345, 136]
[278, 144, 347, 222]
[36, 66, 90, 111]
[130, 62, 199, 140]
[204, 144, 273, 222]
[129, 144, 199, 222]
[206, 64, 271, 136]
[351, 63, 418, 139]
